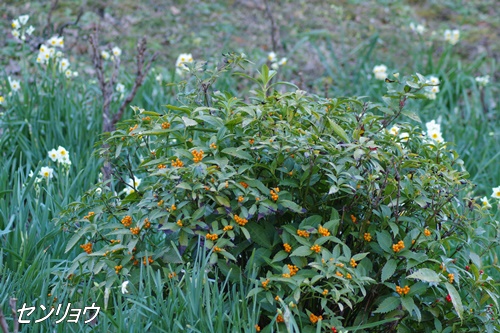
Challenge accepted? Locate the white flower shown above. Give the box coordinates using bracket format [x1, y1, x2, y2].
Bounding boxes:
[72, 71, 79, 77]
[175, 53, 194, 75]
[65, 70, 73, 78]
[48, 149, 59, 162]
[427, 76, 440, 85]
[101, 50, 110, 60]
[26, 25, 35, 36]
[373, 64, 388, 80]
[56, 146, 71, 164]
[409, 22, 425, 34]
[480, 196, 492, 209]
[11, 30, 20, 39]
[444, 29, 459, 45]
[155, 73, 162, 83]
[40, 166, 54, 179]
[11, 19, 20, 30]
[55, 51, 63, 58]
[492, 186, 500, 199]
[271, 62, 279, 70]
[123, 176, 141, 195]
[425, 92, 437, 100]
[278, 57, 287, 66]
[425, 120, 441, 133]
[58, 58, 70, 72]
[267, 51, 277, 62]
[8, 77, 21, 92]
[116, 83, 125, 94]
[18, 15, 29, 25]
[121, 281, 130, 294]
[389, 125, 400, 136]
[475, 75, 489, 87]
[112, 46, 122, 58]
[399, 132, 409, 142]
[47, 36, 59, 47]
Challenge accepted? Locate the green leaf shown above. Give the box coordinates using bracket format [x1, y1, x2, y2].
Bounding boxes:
[272, 250, 289, 263]
[214, 195, 230, 207]
[327, 118, 350, 143]
[280, 200, 303, 213]
[182, 116, 198, 127]
[376, 230, 392, 253]
[401, 296, 421, 321]
[381, 259, 397, 282]
[373, 296, 400, 314]
[290, 245, 313, 257]
[445, 282, 463, 320]
[221, 147, 253, 161]
[407, 268, 441, 283]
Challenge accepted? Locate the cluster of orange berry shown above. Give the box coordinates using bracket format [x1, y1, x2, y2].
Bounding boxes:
[121, 215, 132, 227]
[309, 313, 323, 324]
[261, 279, 270, 288]
[142, 256, 154, 266]
[448, 273, 454, 283]
[130, 226, 140, 235]
[128, 124, 138, 133]
[161, 121, 170, 129]
[157, 164, 166, 169]
[191, 149, 204, 163]
[297, 229, 310, 237]
[206, 233, 218, 241]
[424, 228, 431, 236]
[270, 187, 279, 201]
[350, 258, 358, 268]
[363, 232, 372, 242]
[223, 225, 233, 231]
[350, 214, 357, 224]
[213, 246, 222, 252]
[110, 239, 120, 244]
[143, 218, 151, 229]
[322, 289, 329, 296]
[248, 139, 255, 145]
[171, 158, 184, 167]
[255, 324, 261, 332]
[287, 264, 299, 276]
[283, 243, 292, 253]
[83, 211, 95, 220]
[346, 273, 352, 279]
[392, 240, 405, 253]
[310, 244, 321, 253]
[157, 199, 164, 206]
[239, 181, 249, 188]
[115, 265, 123, 274]
[142, 116, 151, 122]
[276, 314, 284, 323]
[396, 285, 410, 295]
[176, 219, 183, 227]
[209, 142, 217, 149]
[168, 272, 177, 279]
[234, 214, 248, 226]
[318, 225, 330, 237]
[80, 242, 92, 254]
[336, 271, 344, 278]
[238, 196, 244, 202]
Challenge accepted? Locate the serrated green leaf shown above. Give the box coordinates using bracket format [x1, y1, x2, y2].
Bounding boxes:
[401, 296, 421, 321]
[280, 200, 303, 213]
[407, 268, 441, 283]
[381, 259, 397, 282]
[376, 230, 392, 253]
[373, 296, 400, 314]
[272, 250, 289, 263]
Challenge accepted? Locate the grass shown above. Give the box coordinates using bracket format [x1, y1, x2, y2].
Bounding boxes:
[0, 0, 499, 331]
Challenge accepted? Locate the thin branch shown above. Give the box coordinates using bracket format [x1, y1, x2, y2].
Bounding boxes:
[263, 0, 279, 53]
[0, 307, 9, 333]
[58, 8, 84, 36]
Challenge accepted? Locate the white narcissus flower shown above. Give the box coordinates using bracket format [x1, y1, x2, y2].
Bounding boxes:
[373, 64, 388, 80]
[26, 25, 35, 36]
[11, 30, 20, 39]
[492, 186, 500, 200]
[480, 196, 492, 209]
[18, 15, 29, 25]
[121, 281, 130, 294]
[47, 36, 59, 47]
[8, 77, 21, 92]
[155, 73, 162, 83]
[11, 19, 20, 29]
[475, 75, 489, 87]
[56, 146, 71, 165]
[444, 29, 459, 45]
[389, 125, 399, 136]
[116, 83, 125, 94]
[267, 51, 277, 62]
[112, 46, 122, 58]
[410, 22, 425, 34]
[48, 149, 59, 162]
[175, 53, 194, 75]
[58, 58, 70, 72]
[65, 70, 73, 78]
[123, 176, 141, 195]
[278, 57, 287, 66]
[399, 132, 409, 142]
[101, 50, 110, 60]
[40, 166, 54, 179]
